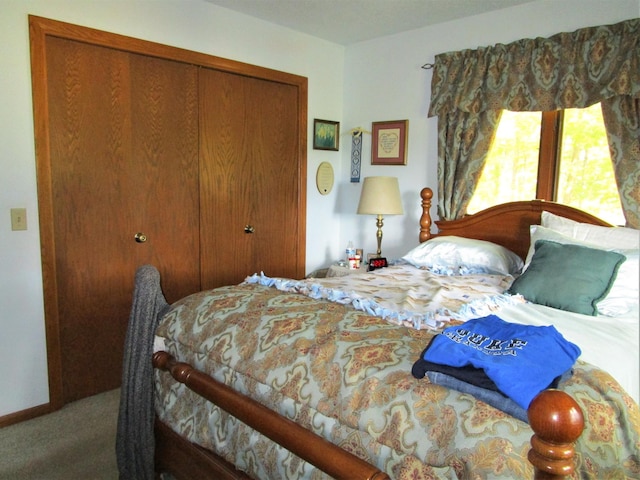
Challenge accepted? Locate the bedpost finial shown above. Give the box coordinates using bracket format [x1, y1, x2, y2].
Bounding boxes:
[420, 187, 433, 201]
[527, 389, 584, 478]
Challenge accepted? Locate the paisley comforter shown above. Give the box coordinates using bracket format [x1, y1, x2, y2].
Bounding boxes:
[154, 283, 640, 479]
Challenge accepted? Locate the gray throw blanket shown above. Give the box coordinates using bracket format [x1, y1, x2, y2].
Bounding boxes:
[116, 265, 170, 480]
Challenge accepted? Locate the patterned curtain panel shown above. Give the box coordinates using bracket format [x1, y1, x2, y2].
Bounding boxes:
[601, 97, 640, 228]
[437, 109, 501, 220]
[429, 18, 639, 221]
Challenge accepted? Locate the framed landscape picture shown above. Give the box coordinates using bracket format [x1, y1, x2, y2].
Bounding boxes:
[313, 119, 339, 151]
[371, 119, 408, 165]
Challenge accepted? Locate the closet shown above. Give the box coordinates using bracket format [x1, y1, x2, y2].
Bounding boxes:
[29, 16, 307, 407]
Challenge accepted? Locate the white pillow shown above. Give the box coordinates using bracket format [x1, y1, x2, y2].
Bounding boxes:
[401, 236, 523, 276]
[598, 250, 639, 316]
[525, 225, 639, 316]
[541, 211, 639, 250]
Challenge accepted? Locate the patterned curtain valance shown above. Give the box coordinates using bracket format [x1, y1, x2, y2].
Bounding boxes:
[428, 18, 639, 117]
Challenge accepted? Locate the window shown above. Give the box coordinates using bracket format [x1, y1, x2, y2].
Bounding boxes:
[468, 103, 625, 225]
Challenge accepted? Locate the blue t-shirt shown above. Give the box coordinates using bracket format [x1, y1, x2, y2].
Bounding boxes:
[423, 315, 581, 409]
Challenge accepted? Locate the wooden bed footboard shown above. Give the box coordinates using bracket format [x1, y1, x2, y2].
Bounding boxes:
[153, 350, 583, 480]
[153, 351, 390, 480]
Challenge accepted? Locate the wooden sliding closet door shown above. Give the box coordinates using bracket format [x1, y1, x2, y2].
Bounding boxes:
[199, 68, 304, 288]
[31, 15, 307, 408]
[44, 37, 200, 403]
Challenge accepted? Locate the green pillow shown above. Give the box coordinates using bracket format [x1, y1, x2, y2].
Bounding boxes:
[508, 240, 625, 315]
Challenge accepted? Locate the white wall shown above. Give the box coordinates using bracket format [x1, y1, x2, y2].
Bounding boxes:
[340, 0, 639, 261]
[1, 0, 637, 417]
[0, 0, 344, 417]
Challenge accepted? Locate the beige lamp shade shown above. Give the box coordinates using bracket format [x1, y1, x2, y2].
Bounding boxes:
[357, 176, 404, 215]
[357, 177, 403, 256]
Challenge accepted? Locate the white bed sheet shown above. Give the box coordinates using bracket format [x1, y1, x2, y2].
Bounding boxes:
[497, 302, 639, 404]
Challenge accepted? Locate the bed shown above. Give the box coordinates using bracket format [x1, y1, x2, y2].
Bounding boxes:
[116, 187, 640, 480]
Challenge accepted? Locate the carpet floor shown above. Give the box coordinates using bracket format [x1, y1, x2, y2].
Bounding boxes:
[0, 388, 120, 480]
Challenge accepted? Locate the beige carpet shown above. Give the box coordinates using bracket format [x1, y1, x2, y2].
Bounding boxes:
[0, 389, 120, 480]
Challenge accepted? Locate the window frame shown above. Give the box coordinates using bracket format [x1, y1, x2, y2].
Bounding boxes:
[536, 110, 563, 201]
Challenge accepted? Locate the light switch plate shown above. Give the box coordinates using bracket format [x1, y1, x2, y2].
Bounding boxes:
[11, 208, 27, 231]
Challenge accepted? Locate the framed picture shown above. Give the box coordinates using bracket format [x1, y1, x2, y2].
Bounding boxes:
[313, 119, 340, 151]
[371, 119, 408, 165]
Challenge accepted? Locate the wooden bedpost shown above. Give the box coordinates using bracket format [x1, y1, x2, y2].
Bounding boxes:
[419, 187, 433, 243]
[527, 390, 584, 479]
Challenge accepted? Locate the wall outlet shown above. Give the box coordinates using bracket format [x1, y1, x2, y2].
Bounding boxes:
[10, 208, 27, 231]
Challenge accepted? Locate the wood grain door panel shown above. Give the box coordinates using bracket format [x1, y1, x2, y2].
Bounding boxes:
[199, 69, 303, 289]
[47, 37, 133, 402]
[129, 54, 201, 303]
[245, 78, 301, 279]
[46, 37, 199, 402]
[199, 68, 253, 288]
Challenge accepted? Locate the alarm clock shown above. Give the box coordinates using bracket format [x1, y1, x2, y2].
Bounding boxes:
[368, 257, 388, 271]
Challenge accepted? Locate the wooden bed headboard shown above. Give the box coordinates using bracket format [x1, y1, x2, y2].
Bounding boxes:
[419, 187, 613, 260]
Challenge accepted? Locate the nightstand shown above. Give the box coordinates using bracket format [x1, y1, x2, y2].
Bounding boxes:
[326, 263, 367, 277]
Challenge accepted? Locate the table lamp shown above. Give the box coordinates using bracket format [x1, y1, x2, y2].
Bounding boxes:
[357, 176, 403, 256]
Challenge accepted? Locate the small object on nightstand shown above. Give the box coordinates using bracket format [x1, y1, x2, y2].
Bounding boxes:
[346, 240, 355, 258]
[346, 241, 362, 269]
[368, 257, 388, 271]
[349, 253, 362, 270]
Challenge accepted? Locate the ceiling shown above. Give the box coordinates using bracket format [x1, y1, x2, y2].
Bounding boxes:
[203, 0, 537, 45]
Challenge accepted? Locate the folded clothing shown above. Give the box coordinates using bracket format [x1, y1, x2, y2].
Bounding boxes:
[423, 369, 573, 423]
[413, 356, 501, 391]
[416, 315, 580, 410]
[412, 336, 569, 393]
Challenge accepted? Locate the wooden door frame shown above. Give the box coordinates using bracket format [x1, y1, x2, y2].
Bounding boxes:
[29, 15, 307, 410]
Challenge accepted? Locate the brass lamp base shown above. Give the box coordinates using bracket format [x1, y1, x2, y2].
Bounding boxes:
[375, 214, 384, 256]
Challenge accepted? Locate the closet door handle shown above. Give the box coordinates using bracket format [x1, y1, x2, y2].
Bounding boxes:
[244, 225, 255, 234]
[134, 232, 148, 243]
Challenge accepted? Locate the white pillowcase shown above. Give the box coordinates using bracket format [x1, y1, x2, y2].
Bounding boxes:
[541, 211, 639, 250]
[599, 250, 639, 316]
[401, 236, 523, 276]
[525, 224, 639, 316]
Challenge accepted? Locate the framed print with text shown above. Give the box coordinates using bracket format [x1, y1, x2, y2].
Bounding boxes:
[371, 119, 408, 165]
[313, 119, 340, 151]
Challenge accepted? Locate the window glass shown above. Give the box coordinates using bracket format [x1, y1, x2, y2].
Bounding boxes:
[467, 110, 540, 213]
[557, 104, 625, 225]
